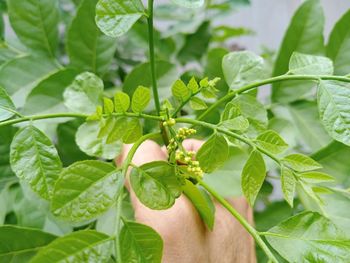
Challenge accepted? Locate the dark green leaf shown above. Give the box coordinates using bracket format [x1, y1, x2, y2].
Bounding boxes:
[76, 121, 122, 159]
[131, 86, 151, 113]
[0, 86, 15, 121]
[130, 161, 181, 210]
[120, 221, 163, 263]
[183, 180, 215, 230]
[67, 0, 117, 75]
[317, 80, 350, 146]
[10, 126, 62, 200]
[272, 0, 325, 103]
[30, 230, 113, 263]
[0, 225, 56, 262]
[51, 160, 123, 222]
[266, 212, 350, 263]
[255, 130, 288, 154]
[197, 133, 229, 173]
[63, 72, 104, 114]
[241, 150, 266, 206]
[282, 153, 322, 172]
[327, 10, 350, 75]
[7, 0, 59, 57]
[96, 0, 145, 37]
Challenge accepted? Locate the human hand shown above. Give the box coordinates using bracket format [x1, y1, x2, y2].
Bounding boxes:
[117, 139, 256, 263]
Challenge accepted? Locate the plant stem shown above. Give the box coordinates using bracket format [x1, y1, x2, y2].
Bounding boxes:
[172, 89, 202, 118]
[198, 74, 350, 121]
[147, 0, 161, 115]
[199, 180, 279, 263]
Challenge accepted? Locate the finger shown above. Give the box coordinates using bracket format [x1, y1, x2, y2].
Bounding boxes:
[182, 139, 204, 152]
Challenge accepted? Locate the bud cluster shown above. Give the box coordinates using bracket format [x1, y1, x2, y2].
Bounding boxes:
[162, 118, 176, 127]
[176, 127, 196, 140]
[175, 150, 203, 178]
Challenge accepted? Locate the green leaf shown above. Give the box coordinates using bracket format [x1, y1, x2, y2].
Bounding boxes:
[0, 56, 58, 106]
[288, 52, 333, 75]
[183, 180, 215, 230]
[76, 121, 122, 159]
[122, 118, 143, 144]
[30, 230, 113, 263]
[187, 77, 199, 93]
[281, 166, 296, 207]
[222, 51, 267, 89]
[299, 171, 335, 184]
[0, 86, 15, 121]
[7, 0, 59, 57]
[317, 80, 350, 146]
[95, 0, 145, 38]
[103, 98, 114, 115]
[0, 225, 57, 262]
[130, 161, 182, 210]
[327, 10, 350, 75]
[255, 130, 288, 154]
[106, 117, 127, 144]
[171, 79, 190, 101]
[114, 91, 130, 112]
[120, 221, 163, 263]
[23, 69, 77, 115]
[10, 126, 62, 200]
[51, 161, 123, 222]
[0, 125, 17, 178]
[67, 0, 117, 75]
[272, 0, 325, 103]
[205, 48, 229, 95]
[219, 116, 249, 132]
[171, 0, 204, 8]
[241, 150, 266, 206]
[265, 212, 350, 263]
[197, 133, 229, 173]
[131, 86, 151, 113]
[282, 153, 322, 172]
[63, 72, 104, 114]
[189, 97, 207, 110]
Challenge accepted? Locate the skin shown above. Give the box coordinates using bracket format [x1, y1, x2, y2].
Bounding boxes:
[117, 139, 256, 263]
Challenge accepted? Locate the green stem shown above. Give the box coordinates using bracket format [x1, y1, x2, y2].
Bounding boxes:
[172, 89, 202, 118]
[199, 180, 279, 263]
[198, 74, 350, 121]
[147, 0, 161, 115]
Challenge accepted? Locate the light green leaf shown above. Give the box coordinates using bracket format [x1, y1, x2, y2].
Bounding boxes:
[189, 97, 207, 110]
[282, 153, 322, 172]
[63, 72, 104, 114]
[120, 221, 163, 263]
[30, 230, 113, 263]
[0, 86, 15, 121]
[51, 161, 123, 222]
[255, 130, 288, 154]
[103, 98, 114, 115]
[67, 0, 117, 75]
[299, 171, 335, 184]
[172, 79, 190, 101]
[10, 126, 62, 200]
[241, 150, 266, 206]
[220, 116, 249, 132]
[281, 166, 296, 207]
[0, 56, 58, 106]
[266, 212, 350, 263]
[272, 0, 325, 103]
[106, 117, 128, 144]
[327, 10, 350, 75]
[197, 133, 229, 173]
[183, 180, 215, 230]
[171, 0, 204, 8]
[114, 91, 130, 112]
[98, 117, 116, 139]
[95, 0, 145, 37]
[122, 118, 143, 144]
[317, 80, 350, 146]
[288, 52, 333, 75]
[23, 69, 77, 115]
[222, 51, 267, 89]
[0, 225, 56, 262]
[130, 161, 181, 210]
[187, 77, 199, 93]
[76, 121, 122, 159]
[131, 86, 151, 113]
[7, 0, 59, 57]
